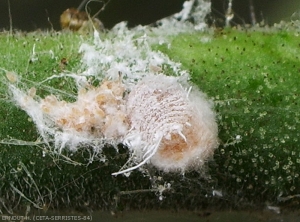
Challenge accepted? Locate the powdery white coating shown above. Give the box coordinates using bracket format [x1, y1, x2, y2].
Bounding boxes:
[113, 74, 218, 175]
[151, 0, 211, 41]
[78, 23, 188, 84]
[174, 0, 196, 21]
[191, 0, 211, 31]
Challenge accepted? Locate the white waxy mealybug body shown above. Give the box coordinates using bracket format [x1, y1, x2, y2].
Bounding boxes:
[112, 74, 219, 175]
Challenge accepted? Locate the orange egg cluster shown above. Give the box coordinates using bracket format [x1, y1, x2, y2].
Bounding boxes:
[40, 80, 128, 140]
